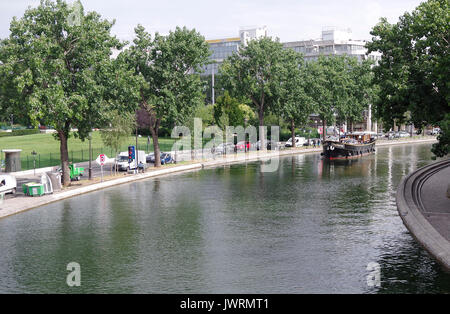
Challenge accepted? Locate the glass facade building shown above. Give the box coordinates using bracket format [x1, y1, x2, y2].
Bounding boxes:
[203, 38, 241, 75]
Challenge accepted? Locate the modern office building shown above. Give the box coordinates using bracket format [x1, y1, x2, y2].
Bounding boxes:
[283, 27, 381, 63]
[203, 26, 268, 75]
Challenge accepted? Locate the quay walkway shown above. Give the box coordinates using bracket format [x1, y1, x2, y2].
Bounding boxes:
[397, 158, 450, 271]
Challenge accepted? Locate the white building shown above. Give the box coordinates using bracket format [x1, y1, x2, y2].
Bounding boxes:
[283, 27, 381, 63]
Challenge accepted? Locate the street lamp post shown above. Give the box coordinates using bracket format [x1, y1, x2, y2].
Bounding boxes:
[211, 63, 215, 105]
[31, 150, 37, 176]
[88, 132, 92, 180]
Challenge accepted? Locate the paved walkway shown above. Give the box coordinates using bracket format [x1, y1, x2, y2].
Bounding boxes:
[397, 158, 450, 271]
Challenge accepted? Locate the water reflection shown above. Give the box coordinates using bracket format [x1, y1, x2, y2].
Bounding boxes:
[0, 143, 448, 293]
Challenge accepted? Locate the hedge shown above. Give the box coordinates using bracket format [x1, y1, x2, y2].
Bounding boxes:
[0, 129, 40, 137]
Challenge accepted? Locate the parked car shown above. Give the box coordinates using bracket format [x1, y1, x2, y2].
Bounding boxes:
[146, 153, 155, 163]
[303, 139, 316, 146]
[430, 127, 441, 135]
[0, 174, 17, 195]
[160, 152, 174, 165]
[256, 140, 278, 150]
[116, 150, 146, 171]
[147, 152, 174, 165]
[385, 131, 395, 140]
[396, 131, 411, 138]
[215, 143, 235, 154]
[285, 137, 306, 147]
[236, 141, 251, 151]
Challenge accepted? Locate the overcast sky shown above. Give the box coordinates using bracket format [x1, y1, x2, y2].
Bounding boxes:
[0, 0, 424, 42]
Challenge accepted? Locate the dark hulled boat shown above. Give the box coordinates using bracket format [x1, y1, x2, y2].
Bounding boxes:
[322, 132, 376, 160]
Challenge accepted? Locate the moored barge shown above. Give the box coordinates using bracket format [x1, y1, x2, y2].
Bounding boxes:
[322, 132, 376, 160]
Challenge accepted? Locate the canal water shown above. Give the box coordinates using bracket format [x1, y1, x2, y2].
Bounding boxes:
[0, 143, 449, 293]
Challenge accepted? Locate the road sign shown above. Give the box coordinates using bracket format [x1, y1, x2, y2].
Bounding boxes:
[95, 154, 107, 166]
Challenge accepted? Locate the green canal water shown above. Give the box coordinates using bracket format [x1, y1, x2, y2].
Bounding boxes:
[0, 143, 449, 293]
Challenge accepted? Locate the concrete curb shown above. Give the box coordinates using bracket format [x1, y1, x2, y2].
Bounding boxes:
[396, 159, 450, 272]
[375, 138, 437, 147]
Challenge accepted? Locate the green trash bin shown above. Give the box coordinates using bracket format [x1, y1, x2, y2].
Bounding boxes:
[22, 182, 44, 197]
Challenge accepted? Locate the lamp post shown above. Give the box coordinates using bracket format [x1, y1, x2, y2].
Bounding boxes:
[31, 150, 37, 176]
[88, 132, 92, 180]
[211, 63, 215, 105]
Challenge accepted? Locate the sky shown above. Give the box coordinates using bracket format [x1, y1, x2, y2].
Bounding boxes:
[0, 0, 425, 42]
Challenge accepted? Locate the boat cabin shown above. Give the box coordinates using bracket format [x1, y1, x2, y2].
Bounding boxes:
[343, 132, 375, 144]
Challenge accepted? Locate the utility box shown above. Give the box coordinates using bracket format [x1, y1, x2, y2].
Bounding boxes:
[2, 149, 22, 172]
[22, 182, 44, 197]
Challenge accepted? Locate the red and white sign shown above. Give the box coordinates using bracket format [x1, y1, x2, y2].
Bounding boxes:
[96, 154, 107, 166]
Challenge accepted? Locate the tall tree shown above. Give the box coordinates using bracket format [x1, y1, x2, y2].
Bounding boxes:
[277, 49, 315, 147]
[122, 25, 210, 167]
[309, 55, 362, 139]
[0, 0, 139, 185]
[220, 37, 285, 148]
[367, 0, 449, 157]
[338, 58, 377, 133]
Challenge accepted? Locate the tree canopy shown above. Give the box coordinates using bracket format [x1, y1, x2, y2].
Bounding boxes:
[0, 0, 141, 185]
[220, 37, 287, 147]
[308, 55, 373, 138]
[121, 25, 210, 166]
[367, 0, 449, 156]
[276, 48, 316, 144]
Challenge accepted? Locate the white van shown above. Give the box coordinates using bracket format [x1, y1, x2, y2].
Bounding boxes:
[0, 174, 17, 195]
[115, 150, 146, 171]
[285, 137, 306, 148]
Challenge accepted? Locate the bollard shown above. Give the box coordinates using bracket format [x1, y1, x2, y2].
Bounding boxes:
[447, 184, 450, 199]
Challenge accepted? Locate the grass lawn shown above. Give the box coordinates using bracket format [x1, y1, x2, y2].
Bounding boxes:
[0, 131, 178, 170]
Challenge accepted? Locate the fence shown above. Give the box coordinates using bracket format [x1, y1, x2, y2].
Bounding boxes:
[15, 141, 178, 171]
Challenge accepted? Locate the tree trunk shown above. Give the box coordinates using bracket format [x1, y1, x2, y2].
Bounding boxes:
[291, 119, 296, 149]
[58, 130, 70, 186]
[150, 126, 161, 167]
[322, 119, 327, 142]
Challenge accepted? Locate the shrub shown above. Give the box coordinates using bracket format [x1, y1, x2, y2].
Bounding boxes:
[0, 129, 40, 137]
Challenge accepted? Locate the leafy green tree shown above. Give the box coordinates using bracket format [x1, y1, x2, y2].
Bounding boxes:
[367, 0, 449, 156]
[122, 25, 210, 167]
[220, 37, 286, 148]
[309, 55, 366, 139]
[276, 49, 315, 146]
[213, 91, 254, 128]
[101, 110, 135, 174]
[0, 0, 140, 185]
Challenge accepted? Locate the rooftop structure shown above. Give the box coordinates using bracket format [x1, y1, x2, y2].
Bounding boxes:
[283, 27, 381, 63]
